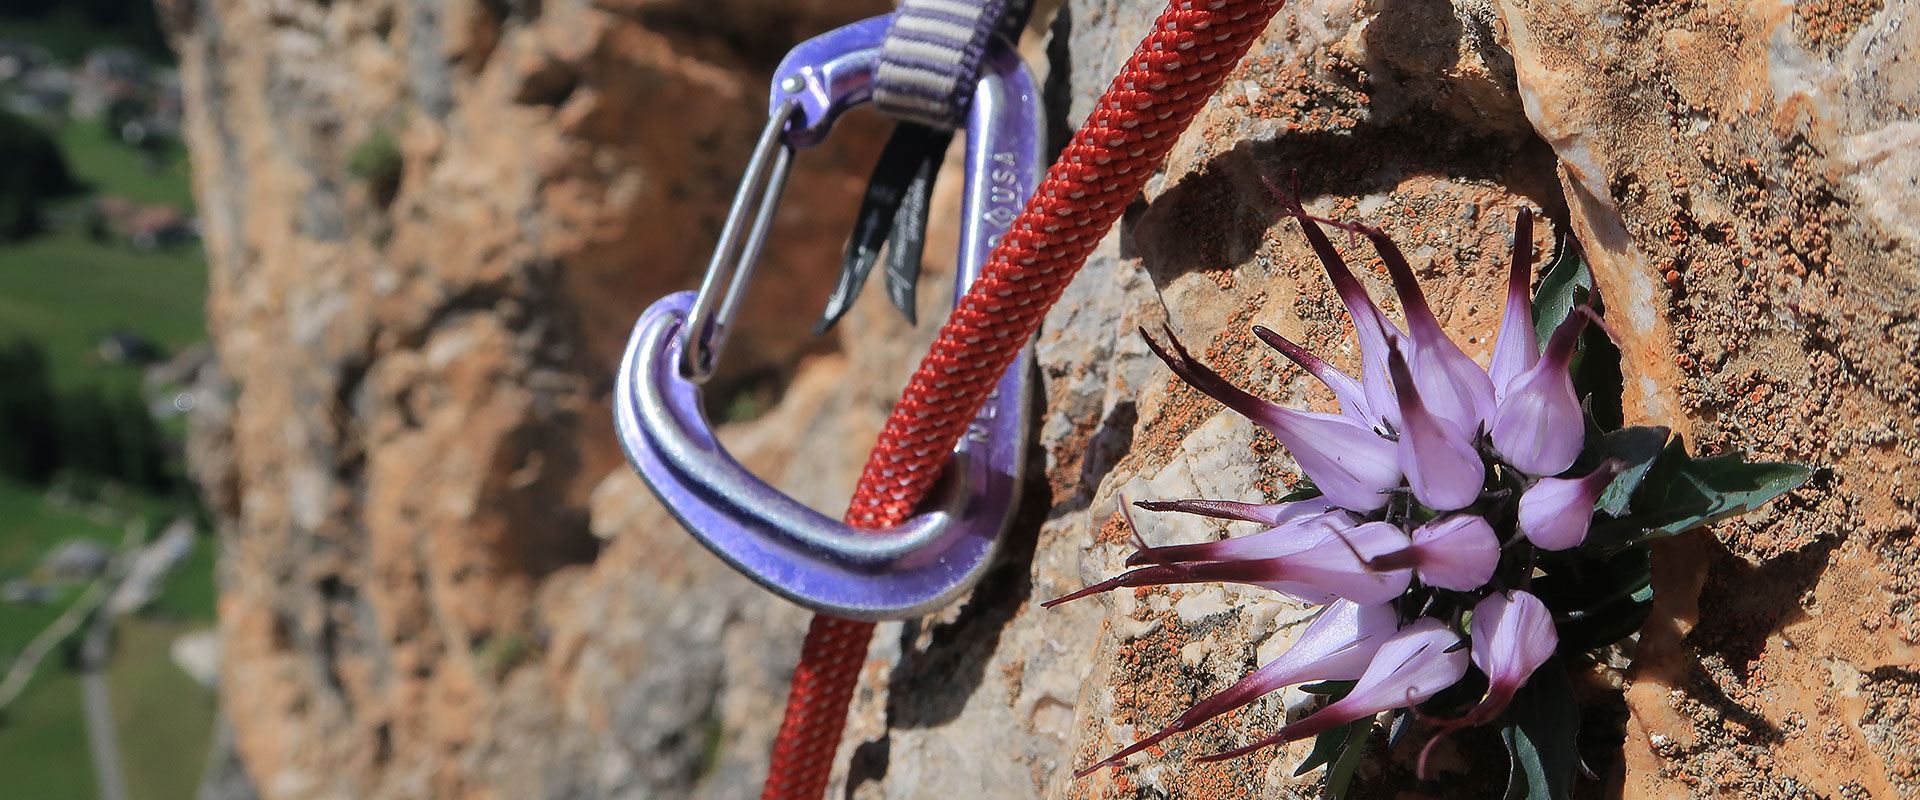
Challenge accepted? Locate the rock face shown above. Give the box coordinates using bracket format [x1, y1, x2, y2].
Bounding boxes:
[166, 0, 1916, 798]
[161, 0, 895, 795]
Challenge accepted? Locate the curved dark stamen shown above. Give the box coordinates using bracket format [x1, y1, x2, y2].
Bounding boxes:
[1135, 498, 1297, 524]
[1251, 325, 1372, 422]
[1041, 560, 1288, 609]
[1138, 325, 1273, 424]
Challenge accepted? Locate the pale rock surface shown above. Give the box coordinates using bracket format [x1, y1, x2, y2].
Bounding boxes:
[166, 0, 1915, 797]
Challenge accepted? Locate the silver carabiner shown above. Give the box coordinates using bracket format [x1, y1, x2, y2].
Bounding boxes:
[679, 100, 798, 382]
[615, 14, 1045, 619]
[679, 14, 908, 382]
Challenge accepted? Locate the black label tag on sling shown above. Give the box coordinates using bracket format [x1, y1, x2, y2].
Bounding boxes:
[815, 123, 952, 333]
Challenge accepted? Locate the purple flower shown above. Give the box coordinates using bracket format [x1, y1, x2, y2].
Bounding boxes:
[1142, 327, 1401, 512]
[1057, 208, 1623, 784]
[1193, 618, 1471, 763]
[1076, 601, 1398, 775]
[1417, 590, 1559, 777]
[1278, 194, 1406, 430]
[1517, 460, 1624, 550]
[1333, 219, 1497, 435]
[1121, 508, 1350, 567]
[1045, 513, 1411, 607]
[1403, 514, 1501, 591]
[1469, 590, 1558, 716]
[1253, 325, 1375, 427]
[1043, 523, 1337, 608]
[1489, 308, 1594, 477]
[1488, 208, 1538, 398]
[1278, 521, 1415, 605]
[1131, 496, 1333, 528]
[1387, 345, 1486, 511]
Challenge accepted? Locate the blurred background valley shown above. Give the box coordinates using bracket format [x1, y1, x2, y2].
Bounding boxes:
[0, 1, 219, 798]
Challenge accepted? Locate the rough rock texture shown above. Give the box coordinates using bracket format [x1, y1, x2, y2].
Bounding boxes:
[161, 0, 896, 795]
[167, 0, 1916, 797]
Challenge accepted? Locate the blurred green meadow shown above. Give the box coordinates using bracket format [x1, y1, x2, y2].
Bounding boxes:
[0, 16, 219, 798]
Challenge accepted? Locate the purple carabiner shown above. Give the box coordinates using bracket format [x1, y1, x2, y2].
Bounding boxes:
[613, 16, 1043, 620]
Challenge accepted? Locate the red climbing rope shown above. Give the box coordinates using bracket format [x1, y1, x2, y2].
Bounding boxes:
[763, 2, 1286, 796]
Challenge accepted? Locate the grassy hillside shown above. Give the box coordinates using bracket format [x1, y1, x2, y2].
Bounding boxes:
[0, 104, 217, 798]
[0, 227, 205, 387]
[0, 665, 97, 800]
[111, 619, 216, 800]
[55, 117, 197, 208]
[0, 120, 205, 389]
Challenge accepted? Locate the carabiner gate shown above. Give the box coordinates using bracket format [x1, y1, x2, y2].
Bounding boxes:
[615, 15, 1043, 620]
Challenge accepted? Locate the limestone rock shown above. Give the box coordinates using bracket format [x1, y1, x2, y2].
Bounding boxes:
[162, 0, 895, 796]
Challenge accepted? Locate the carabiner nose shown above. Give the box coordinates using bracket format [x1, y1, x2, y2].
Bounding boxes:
[613, 17, 1044, 620]
[678, 17, 893, 383]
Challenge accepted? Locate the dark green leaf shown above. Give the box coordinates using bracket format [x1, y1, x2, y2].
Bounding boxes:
[1588, 434, 1812, 551]
[1570, 321, 1624, 432]
[1530, 235, 1623, 426]
[1531, 233, 1593, 347]
[1501, 659, 1580, 800]
[1298, 680, 1356, 696]
[1275, 479, 1324, 505]
[1583, 426, 1670, 516]
[1323, 718, 1371, 800]
[1553, 579, 1654, 654]
[1295, 720, 1361, 777]
[1532, 545, 1654, 652]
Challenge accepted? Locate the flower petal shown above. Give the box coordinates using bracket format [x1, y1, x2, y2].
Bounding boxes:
[1194, 618, 1471, 763]
[1307, 215, 1497, 434]
[1516, 460, 1622, 550]
[1415, 589, 1559, 777]
[1252, 325, 1375, 427]
[1388, 345, 1486, 511]
[1132, 497, 1332, 527]
[1469, 590, 1559, 707]
[1489, 208, 1538, 398]
[1040, 559, 1331, 608]
[1123, 510, 1347, 567]
[1272, 520, 1413, 605]
[1143, 327, 1401, 512]
[1278, 199, 1405, 429]
[1489, 309, 1592, 476]
[1076, 601, 1398, 775]
[1409, 514, 1500, 591]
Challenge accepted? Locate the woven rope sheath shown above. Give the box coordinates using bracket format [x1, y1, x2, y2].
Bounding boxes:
[848, 0, 1286, 524]
[763, 3, 1286, 798]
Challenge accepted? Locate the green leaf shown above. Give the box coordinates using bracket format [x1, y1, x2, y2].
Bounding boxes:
[1543, 541, 1651, 648]
[1583, 426, 1670, 516]
[1570, 320, 1624, 432]
[1589, 434, 1812, 551]
[1529, 234, 1623, 427]
[1295, 720, 1361, 776]
[1323, 718, 1371, 800]
[1531, 233, 1593, 347]
[1275, 479, 1324, 505]
[1501, 659, 1580, 800]
[1298, 680, 1356, 696]
[1532, 545, 1654, 652]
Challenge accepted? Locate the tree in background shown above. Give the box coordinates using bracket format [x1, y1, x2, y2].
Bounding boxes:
[0, 339, 60, 482]
[0, 338, 176, 494]
[0, 0, 171, 61]
[107, 387, 166, 493]
[0, 111, 85, 240]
